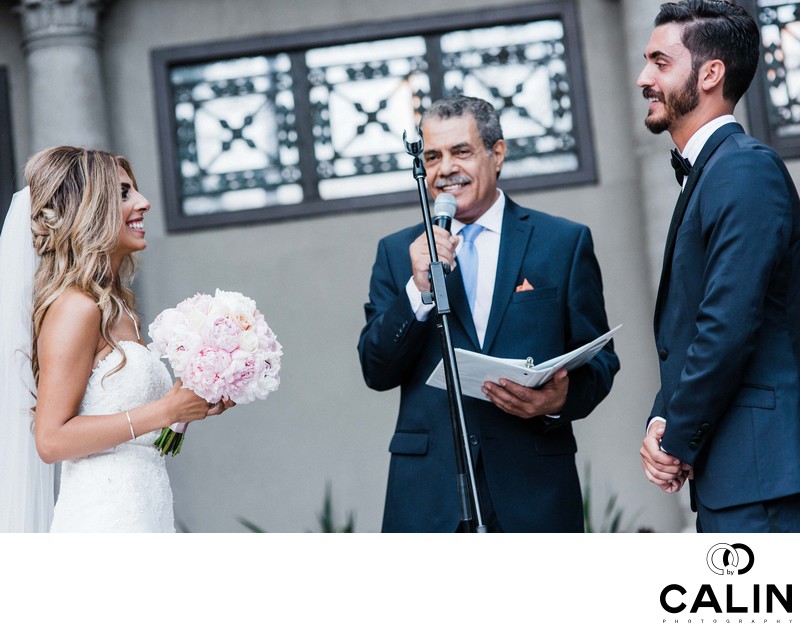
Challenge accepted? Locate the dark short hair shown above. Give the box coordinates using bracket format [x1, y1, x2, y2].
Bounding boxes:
[421, 95, 504, 151]
[654, 0, 760, 104]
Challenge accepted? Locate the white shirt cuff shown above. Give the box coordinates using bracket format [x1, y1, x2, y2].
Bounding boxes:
[648, 416, 669, 453]
[405, 277, 435, 321]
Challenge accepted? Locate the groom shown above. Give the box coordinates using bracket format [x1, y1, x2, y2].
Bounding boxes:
[358, 95, 619, 532]
[638, 0, 800, 532]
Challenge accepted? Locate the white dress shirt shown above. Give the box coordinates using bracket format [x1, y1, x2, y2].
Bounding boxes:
[406, 190, 505, 348]
[681, 114, 736, 166]
[676, 114, 736, 189]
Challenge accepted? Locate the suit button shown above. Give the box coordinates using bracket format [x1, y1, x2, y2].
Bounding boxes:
[469, 434, 479, 446]
[689, 441, 699, 450]
[658, 348, 669, 361]
[700, 423, 710, 431]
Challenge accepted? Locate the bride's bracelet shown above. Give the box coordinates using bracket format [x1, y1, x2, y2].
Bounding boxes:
[124, 410, 136, 440]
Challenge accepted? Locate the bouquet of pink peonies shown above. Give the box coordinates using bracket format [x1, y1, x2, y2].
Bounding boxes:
[148, 289, 282, 456]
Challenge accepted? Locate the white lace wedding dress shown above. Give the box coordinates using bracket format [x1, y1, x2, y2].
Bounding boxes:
[50, 341, 176, 532]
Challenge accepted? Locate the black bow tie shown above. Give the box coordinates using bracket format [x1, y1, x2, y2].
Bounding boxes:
[670, 148, 692, 185]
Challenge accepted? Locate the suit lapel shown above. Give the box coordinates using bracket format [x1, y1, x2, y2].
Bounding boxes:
[654, 123, 743, 323]
[482, 200, 534, 352]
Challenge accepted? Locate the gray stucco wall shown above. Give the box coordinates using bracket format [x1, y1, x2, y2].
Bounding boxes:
[0, 0, 706, 532]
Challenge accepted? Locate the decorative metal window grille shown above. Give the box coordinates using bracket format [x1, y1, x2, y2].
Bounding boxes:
[152, 1, 594, 231]
[742, 0, 800, 157]
[306, 36, 430, 201]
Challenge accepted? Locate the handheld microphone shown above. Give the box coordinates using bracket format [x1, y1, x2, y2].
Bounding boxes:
[432, 193, 456, 232]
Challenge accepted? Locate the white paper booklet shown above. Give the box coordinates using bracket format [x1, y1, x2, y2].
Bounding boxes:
[426, 324, 622, 401]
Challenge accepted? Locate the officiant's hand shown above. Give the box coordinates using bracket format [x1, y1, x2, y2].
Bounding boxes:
[409, 227, 458, 292]
[482, 369, 568, 419]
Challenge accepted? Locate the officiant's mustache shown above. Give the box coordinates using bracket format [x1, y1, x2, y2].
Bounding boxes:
[433, 175, 472, 189]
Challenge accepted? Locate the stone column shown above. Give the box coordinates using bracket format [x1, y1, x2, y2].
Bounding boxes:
[16, 0, 110, 152]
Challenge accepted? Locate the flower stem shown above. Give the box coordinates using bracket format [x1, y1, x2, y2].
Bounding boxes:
[154, 427, 185, 457]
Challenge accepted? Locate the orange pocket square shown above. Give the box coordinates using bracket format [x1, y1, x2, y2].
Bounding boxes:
[515, 279, 534, 292]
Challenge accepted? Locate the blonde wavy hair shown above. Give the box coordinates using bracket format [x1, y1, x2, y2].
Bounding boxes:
[28, 146, 140, 386]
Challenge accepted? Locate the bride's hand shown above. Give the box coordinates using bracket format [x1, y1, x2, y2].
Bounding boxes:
[164, 380, 233, 423]
[206, 396, 235, 417]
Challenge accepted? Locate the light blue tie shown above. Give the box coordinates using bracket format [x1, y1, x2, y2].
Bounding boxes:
[458, 223, 484, 312]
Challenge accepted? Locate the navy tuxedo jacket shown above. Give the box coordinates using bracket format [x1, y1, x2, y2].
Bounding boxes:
[653, 123, 800, 511]
[358, 197, 619, 532]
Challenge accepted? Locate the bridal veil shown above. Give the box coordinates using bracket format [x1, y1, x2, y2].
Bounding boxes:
[0, 187, 54, 532]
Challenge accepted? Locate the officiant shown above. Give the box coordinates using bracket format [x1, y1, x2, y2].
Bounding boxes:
[357, 95, 619, 532]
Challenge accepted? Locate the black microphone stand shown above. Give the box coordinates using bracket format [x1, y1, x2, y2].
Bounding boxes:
[403, 129, 486, 533]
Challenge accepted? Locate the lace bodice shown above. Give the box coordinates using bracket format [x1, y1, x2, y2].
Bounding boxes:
[50, 341, 176, 532]
[79, 341, 172, 446]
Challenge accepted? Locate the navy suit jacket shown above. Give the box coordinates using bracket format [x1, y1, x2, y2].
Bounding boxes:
[653, 123, 800, 511]
[358, 197, 619, 532]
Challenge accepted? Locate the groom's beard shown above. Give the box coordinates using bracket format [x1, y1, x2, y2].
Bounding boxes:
[644, 68, 700, 135]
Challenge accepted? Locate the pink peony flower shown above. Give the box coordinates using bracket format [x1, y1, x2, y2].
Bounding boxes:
[203, 316, 242, 353]
[225, 349, 258, 404]
[147, 308, 185, 355]
[164, 332, 203, 373]
[182, 347, 233, 403]
[176, 292, 214, 315]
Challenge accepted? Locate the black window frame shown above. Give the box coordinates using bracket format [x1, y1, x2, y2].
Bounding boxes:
[151, 1, 595, 232]
[0, 67, 17, 226]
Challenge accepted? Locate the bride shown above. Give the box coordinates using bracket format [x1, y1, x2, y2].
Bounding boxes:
[0, 146, 233, 532]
